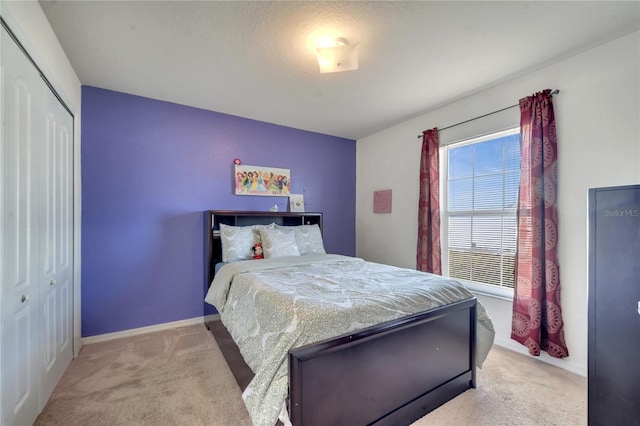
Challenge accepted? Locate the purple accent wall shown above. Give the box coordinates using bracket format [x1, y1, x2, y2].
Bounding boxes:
[81, 86, 356, 337]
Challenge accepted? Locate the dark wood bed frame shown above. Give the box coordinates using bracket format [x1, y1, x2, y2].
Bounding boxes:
[204, 210, 477, 426]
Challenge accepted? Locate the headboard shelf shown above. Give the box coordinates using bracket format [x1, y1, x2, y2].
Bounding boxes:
[204, 210, 323, 289]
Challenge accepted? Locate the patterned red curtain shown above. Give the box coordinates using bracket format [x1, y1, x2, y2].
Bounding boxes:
[416, 128, 442, 274]
[511, 90, 568, 358]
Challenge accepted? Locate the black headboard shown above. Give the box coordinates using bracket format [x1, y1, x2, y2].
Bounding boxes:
[203, 210, 323, 289]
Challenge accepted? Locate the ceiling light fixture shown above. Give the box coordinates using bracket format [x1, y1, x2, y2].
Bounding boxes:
[315, 38, 359, 74]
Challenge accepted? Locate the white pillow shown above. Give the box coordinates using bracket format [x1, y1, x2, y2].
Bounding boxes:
[276, 224, 326, 255]
[220, 223, 274, 262]
[259, 228, 301, 259]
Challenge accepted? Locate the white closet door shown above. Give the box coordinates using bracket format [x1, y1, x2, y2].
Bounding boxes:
[0, 26, 45, 426]
[1, 23, 74, 424]
[40, 81, 74, 402]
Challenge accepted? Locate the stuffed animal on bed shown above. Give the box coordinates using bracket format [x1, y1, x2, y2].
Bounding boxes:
[252, 243, 264, 259]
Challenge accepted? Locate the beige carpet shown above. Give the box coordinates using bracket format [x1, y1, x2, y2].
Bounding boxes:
[35, 324, 251, 426]
[415, 343, 587, 426]
[35, 324, 586, 426]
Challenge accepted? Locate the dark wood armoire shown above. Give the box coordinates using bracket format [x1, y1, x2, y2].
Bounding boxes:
[588, 184, 640, 426]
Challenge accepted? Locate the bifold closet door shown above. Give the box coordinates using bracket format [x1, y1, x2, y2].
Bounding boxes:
[1, 24, 45, 426]
[1, 24, 74, 425]
[40, 71, 74, 403]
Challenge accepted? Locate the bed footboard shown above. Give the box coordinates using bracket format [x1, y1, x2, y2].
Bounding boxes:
[288, 298, 477, 426]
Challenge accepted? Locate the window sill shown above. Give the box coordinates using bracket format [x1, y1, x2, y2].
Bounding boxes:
[455, 278, 515, 301]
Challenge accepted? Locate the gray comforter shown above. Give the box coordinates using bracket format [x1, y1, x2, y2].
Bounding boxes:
[205, 254, 495, 426]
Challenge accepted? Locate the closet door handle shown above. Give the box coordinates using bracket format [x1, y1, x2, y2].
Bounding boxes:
[49, 279, 55, 286]
[21, 294, 29, 303]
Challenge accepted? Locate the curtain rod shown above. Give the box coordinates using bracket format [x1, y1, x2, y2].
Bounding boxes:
[416, 89, 560, 139]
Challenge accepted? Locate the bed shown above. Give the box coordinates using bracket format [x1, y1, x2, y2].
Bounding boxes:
[203, 210, 494, 426]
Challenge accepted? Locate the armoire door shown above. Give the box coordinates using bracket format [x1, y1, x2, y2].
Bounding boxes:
[588, 184, 640, 426]
[1, 23, 74, 425]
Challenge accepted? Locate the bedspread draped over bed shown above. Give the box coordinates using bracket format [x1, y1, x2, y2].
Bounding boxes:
[205, 254, 495, 426]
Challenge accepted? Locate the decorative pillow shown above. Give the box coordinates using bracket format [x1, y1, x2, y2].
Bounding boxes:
[259, 228, 301, 259]
[276, 224, 326, 255]
[220, 223, 274, 262]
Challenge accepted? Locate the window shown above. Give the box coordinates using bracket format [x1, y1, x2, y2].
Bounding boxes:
[441, 128, 520, 297]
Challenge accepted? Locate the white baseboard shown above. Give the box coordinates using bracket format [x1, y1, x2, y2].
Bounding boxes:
[493, 338, 587, 377]
[203, 314, 220, 323]
[82, 314, 221, 345]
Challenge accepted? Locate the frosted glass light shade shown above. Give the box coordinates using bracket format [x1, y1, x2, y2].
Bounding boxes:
[316, 41, 359, 73]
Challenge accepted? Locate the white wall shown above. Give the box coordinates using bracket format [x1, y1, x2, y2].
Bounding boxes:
[356, 31, 640, 376]
[1, 0, 83, 356]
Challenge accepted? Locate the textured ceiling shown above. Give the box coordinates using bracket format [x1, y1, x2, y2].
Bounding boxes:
[39, 1, 640, 140]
